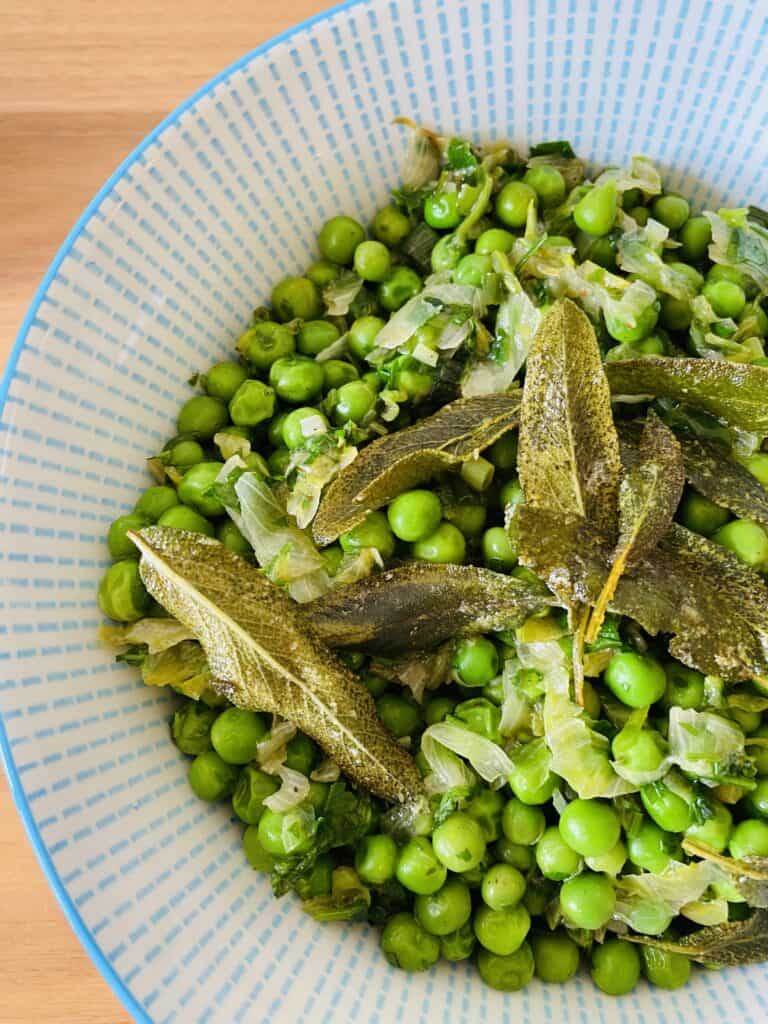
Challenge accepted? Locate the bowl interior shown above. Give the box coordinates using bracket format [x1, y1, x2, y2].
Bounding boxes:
[2, 0, 768, 1021]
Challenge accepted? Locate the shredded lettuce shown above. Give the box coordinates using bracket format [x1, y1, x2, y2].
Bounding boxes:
[263, 766, 312, 813]
[420, 728, 479, 795]
[667, 707, 748, 781]
[705, 208, 768, 294]
[613, 860, 722, 935]
[617, 220, 698, 299]
[323, 271, 364, 316]
[286, 438, 358, 529]
[257, 719, 297, 773]
[689, 294, 764, 362]
[595, 155, 662, 196]
[100, 617, 194, 654]
[140, 640, 213, 700]
[331, 547, 383, 588]
[499, 659, 533, 737]
[422, 721, 513, 787]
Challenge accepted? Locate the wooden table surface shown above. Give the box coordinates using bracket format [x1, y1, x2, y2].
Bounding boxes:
[0, 3, 334, 1020]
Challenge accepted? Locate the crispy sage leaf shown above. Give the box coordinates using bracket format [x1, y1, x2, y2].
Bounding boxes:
[130, 527, 423, 803]
[312, 393, 521, 544]
[626, 910, 768, 966]
[606, 357, 768, 433]
[304, 563, 552, 655]
[683, 837, 768, 908]
[586, 414, 684, 641]
[620, 420, 768, 529]
[514, 511, 768, 681]
[518, 298, 621, 537]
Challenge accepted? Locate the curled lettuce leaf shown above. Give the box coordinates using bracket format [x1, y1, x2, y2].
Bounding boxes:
[706, 208, 768, 294]
[689, 294, 764, 363]
[421, 722, 512, 788]
[420, 728, 478, 795]
[100, 617, 194, 654]
[595, 156, 662, 196]
[614, 860, 723, 935]
[323, 271, 364, 316]
[263, 766, 311, 813]
[140, 640, 213, 700]
[287, 439, 358, 529]
[499, 658, 533, 738]
[617, 220, 697, 299]
[668, 707, 748, 781]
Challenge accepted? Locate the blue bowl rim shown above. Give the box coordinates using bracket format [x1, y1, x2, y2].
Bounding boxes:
[0, 1, 366, 1020]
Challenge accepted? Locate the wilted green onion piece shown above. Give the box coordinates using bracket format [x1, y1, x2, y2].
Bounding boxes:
[606, 357, 768, 433]
[312, 393, 521, 544]
[586, 413, 684, 641]
[303, 563, 552, 655]
[626, 910, 768, 967]
[129, 526, 423, 804]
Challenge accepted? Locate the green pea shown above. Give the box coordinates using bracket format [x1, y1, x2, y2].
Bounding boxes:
[651, 193, 690, 231]
[258, 807, 315, 856]
[575, 230, 617, 270]
[284, 732, 318, 775]
[271, 276, 322, 322]
[729, 819, 768, 858]
[210, 708, 268, 764]
[424, 190, 461, 230]
[164, 438, 205, 470]
[216, 519, 252, 557]
[231, 765, 279, 824]
[269, 356, 324, 404]
[430, 233, 468, 273]
[372, 205, 411, 247]
[474, 903, 530, 956]
[523, 165, 566, 208]
[204, 360, 248, 401]
[465, 787, 504, 841]
[475, 227, 516, 255]
[707, 263, 751, 290]
[396, 837, 448, 895]
[494, 837, 535, 871]
[242, 824, 277, 871]
[586, 839, 627, 876]
[535, 826, 583, 881]
[432, 812, 487, 873]
[641, 946, 691, 990]
[376, 692, 422, 737]
[171, 701, 218, 756]
[340, 510, 396, 559]
[380, 912, 440, 972]
[558, 799, 621, 858]
[747, 779, 768, 820]
[177, 462, 225, 517]
[353, 240, 392, 283]
[630, 205, 650, 226]
[423, 695, 458, 726]
[387, 489, 442, 543]
[98, 560, 152, 622]
[157, 505, 214, 536]
[354, 833, 398, 885]
[612, 724, 668, 775]
[732, 706, 762, 733]
[753, 726, 768, 774]
[281, 407, 329, 450]
[444, 501, 487, 537]
[573, 181, 618, 237]
[378, 267, 422, 312]
[603, 650, 667, 708]
[333, 380, 376, 425]
[410, 521, 466, 564]
[454, 253, 493, 287]
[440, 921, 476, 961]
[641, 780, 692, 833]
[476, 942, 534, 992]
[509, 740, 557, 805]
[591, 939, 641, 996]
[663, 662, 705, 709]
[297, 319, 340, 356]
[502, 798, 545, 846]
[605, 300, 659, 343]
[188, 750, 240, 802]
[237, 322, 296, 371]
[107, 512, 149, 560]
[134, 485, 180, 524]
[495, 181, 537, 228]
[703, 279, 747, 319]
[659, 294, 693, 331]
[348, 315, 386, 359]
[741, 452, 768, 489]
[305, 259, 341, 289]
[679, 215, 712, 263]
[712, 518, 768, 570]
[359, 670, 388, 698]
[480, 864, 526, 911]
[479, 526, 516, 572]
[452, 636, 499, 687]
[415, 878, 473, 936]
[531, 931, 581, 984]
[678, 488, 730, 536]
[627, 818, 680, 872]
[318, 216, 366, 265]
[177, 395, 229, 439]
[559, 872, 616, 930]
[322, 359, 359, 390]
[686, 799, 733, 851]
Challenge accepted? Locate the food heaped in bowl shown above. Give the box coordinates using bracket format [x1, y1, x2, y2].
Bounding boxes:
[99, 123, 768, 997]
[4, 2, 768, 1020]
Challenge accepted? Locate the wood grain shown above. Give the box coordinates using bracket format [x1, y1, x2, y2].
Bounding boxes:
[0, 3, 333, 1021]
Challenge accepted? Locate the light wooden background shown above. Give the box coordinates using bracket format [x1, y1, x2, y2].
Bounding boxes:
[0, 3, 334, 1020]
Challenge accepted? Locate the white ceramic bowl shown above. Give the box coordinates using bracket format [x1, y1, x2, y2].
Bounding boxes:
[2, 1, 768, 1020]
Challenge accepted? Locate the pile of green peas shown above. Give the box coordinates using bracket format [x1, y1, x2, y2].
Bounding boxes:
[98, 137, 768, 995]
